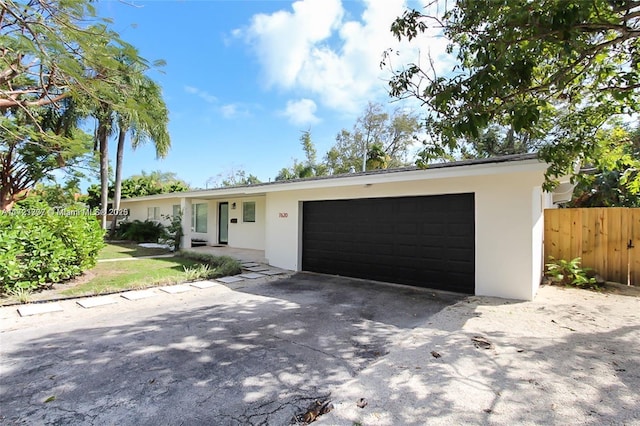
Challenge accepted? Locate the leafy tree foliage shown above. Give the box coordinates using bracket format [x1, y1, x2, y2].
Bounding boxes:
[206, 168, 261, 188]
[325, 102, 421, 173]
[85, 171, 190, 210]
[32, 174, 84, 207]
[387, 0, 640, 190]
[87, 56, 170, 231]
[0, 98, 92, 209]
[276, 131, 328, 180]
[459, 125, 541, 159]
[0, 0, 145, 210]
[568, 123, 640, 207]
[106, 66, 170, 234]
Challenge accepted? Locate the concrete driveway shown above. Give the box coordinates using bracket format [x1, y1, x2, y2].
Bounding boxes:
[0, 273, 462, 425]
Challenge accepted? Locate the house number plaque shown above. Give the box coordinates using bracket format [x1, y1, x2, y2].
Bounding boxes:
[278, 212, 288, 218]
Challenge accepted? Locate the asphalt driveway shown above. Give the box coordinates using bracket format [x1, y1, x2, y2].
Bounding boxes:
[0, 273, 462, 425]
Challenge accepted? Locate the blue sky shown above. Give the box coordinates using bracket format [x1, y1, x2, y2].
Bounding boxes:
[92, 0, 448, 189]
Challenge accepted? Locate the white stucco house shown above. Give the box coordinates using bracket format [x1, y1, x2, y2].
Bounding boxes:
[120, 153, 566, 301]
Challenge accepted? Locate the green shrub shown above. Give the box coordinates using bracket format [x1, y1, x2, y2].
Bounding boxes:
[545, 256, 598, 288]
[118, 220, 166, 243]
[176, 252, 241, 278]
[0, 200, 105, 295]
[159, 213, 183, 251]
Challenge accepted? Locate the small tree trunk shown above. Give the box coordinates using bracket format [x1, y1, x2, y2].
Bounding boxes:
[98, 119, 109, 230]
[109, 127, 126, 238]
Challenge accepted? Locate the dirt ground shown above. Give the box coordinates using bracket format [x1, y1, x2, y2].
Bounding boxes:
[321, 283, 640, 425]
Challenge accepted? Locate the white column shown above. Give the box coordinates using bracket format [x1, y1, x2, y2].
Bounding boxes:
[181, 197, 192, 249]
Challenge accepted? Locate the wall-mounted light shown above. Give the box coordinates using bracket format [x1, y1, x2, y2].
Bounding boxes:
[231, 202, 236, 210]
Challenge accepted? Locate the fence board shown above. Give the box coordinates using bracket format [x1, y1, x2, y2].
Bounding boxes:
[544, 208, 640, 285]
[631, 209, 640, 286]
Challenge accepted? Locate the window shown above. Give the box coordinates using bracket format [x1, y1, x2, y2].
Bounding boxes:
[191, 203, 208, 233]
[243, 201, 256, 223]
[172, 204, 181, 218]
[147, 207, 160, 220]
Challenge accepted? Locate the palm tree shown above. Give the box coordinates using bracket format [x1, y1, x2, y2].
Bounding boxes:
[109, 74, 170, 235]
[86, 49, 169, 232]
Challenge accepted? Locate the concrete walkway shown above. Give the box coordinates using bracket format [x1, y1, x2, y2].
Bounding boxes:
[7, 259, 288, 317]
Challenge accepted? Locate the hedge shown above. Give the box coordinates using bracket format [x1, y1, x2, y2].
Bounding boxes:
[0, 200, 105, 295]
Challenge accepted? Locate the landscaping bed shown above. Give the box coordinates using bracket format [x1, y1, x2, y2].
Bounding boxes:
[0, 245, 241, 306]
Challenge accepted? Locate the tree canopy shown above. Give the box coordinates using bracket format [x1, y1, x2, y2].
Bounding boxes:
[567, 123, 640, 207]
[276, 103, 422, 181]
[206, 168, 262, 188]
[0, 0, 158, 210]
[85, 170, 190, 210]
[325, 102, 421, 174]
[386, 0, 640, 190]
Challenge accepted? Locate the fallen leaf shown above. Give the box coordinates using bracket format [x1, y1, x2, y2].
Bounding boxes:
[356, 398, 368, 409]
[472, 336, 494, 349]
[44, 396, 56, 403]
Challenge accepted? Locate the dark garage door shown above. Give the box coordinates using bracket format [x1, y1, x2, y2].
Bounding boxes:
[302, 193, 475, 294]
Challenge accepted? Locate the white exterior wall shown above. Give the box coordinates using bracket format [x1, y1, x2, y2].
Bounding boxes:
[123, 198, 181, 226]
[225, 197, 266, 250]
[189, 198, 216, 243]
[122, 196, 266, 251]
[265, 167, 546, 300]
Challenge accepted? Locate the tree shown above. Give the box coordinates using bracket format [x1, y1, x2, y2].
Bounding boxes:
[33, 174, 83, 208]
[206, 168, 261, 188]
[84, 50, 166, 230]
[366, 144, 391, 170]
[386, 1, 640, 191]
[85, 171, 190, 210]
[458, 125, 541, 159]
[324, 102, 421, 174]
[275, 130, 328, 180]
[0, 0, 140, 210]
[0, 98, 92, 210]
[109, 68, 170, 236]
[567, 123, 640, 207]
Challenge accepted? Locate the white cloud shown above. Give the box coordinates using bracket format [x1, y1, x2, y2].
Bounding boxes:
[220, 103, 252, 119]
[235, 0, 453, 114]
[184, 85, 218, 104]
[280, 98, 320, 126]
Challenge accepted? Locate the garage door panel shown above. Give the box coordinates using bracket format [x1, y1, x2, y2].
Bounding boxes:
[302, 194, 475, 294]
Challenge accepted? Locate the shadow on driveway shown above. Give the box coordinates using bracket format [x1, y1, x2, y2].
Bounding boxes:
[0, 273, 463, 425]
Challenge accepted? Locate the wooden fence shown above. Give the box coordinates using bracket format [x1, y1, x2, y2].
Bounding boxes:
[544, 208, 640, 285]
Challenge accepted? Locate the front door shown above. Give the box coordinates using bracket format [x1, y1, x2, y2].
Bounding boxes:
[218, 202, 229, 244]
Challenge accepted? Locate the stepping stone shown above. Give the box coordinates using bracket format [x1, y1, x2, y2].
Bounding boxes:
[239, 272, 266, 279]
[121, 290, 157, 301]
[240, 262, 260, 267]
[217, 276, 244, 284]
[159, 285, 192, 294]
[261, 269, 287, 276]
[245, 266, 269, 272]
[18, 303, 63, 317]
[77, 296, 118, 309]
[190, 280, 220, 289]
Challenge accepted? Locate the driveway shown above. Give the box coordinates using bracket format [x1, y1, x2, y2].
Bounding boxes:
[0, 273, 462, 425]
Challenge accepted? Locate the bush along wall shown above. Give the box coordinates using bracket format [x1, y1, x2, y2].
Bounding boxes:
[0, 200, 105, 295]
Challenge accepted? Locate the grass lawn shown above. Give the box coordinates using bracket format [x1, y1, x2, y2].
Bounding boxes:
[61, 257, 203, 296]
[98, 242, 171, 260]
